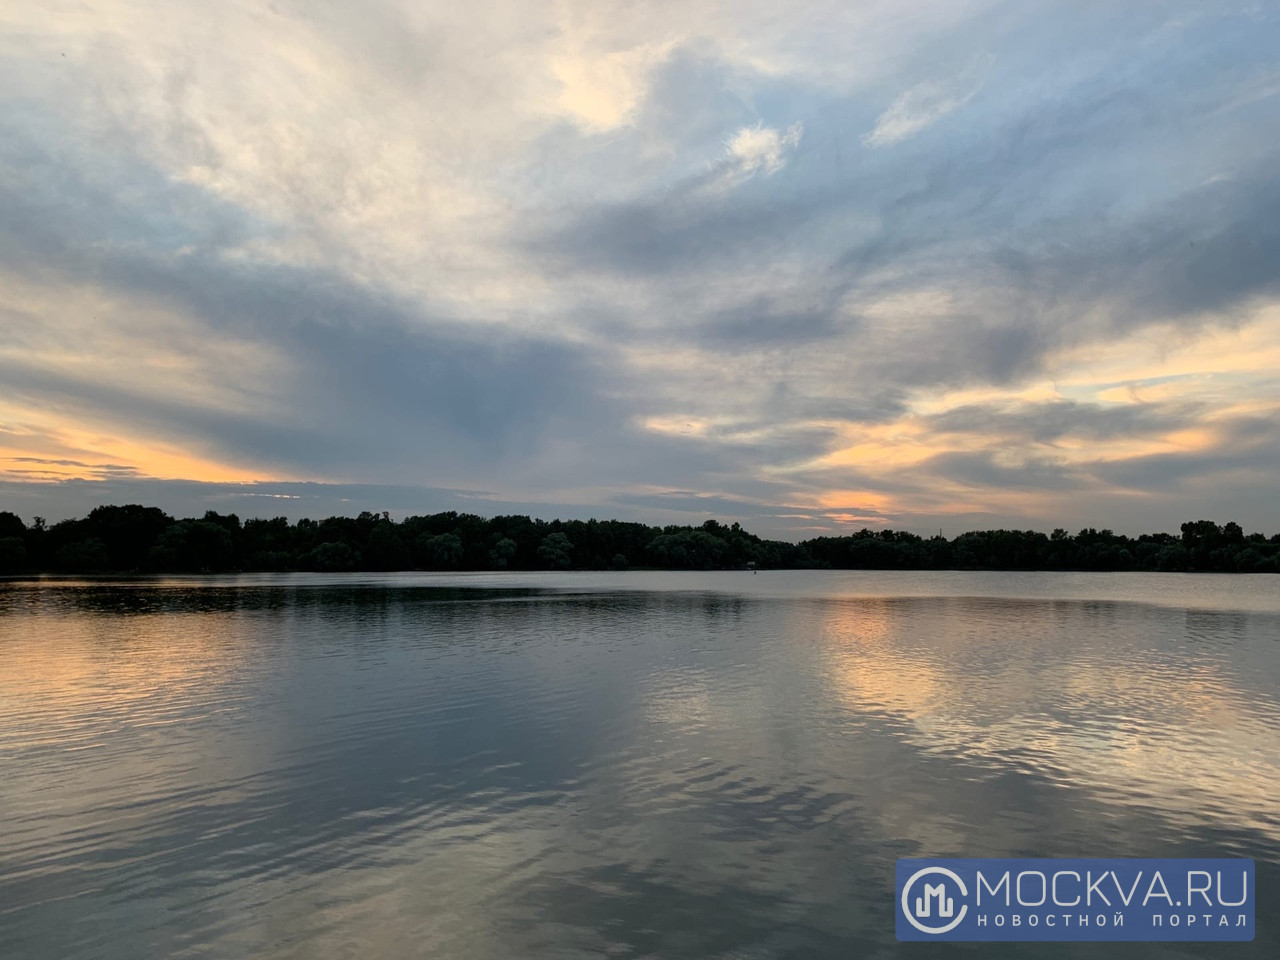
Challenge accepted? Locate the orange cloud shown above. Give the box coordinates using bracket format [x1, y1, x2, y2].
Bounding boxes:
[0, 420, 273, 485]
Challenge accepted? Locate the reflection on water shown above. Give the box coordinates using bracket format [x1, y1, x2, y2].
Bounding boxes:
[1, 572, 1277, 959]
[817, 596, 1280, 840]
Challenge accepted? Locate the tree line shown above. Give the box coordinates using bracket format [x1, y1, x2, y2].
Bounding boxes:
[0, 506, 1276, 575]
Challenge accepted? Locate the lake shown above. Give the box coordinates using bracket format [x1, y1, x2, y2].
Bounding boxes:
[2, 570, 1277, 958]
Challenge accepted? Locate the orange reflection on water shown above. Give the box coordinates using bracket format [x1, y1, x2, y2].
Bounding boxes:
[816, 596, 1280, 839]
[0, 604, 257, 757]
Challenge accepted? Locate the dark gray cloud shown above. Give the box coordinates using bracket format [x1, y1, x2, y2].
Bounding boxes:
[1091, 416, 1280, 491]
[694, 294, 852, 351]
[915, 451, 1087, 493]
[922, 399, 1202, 444]
[609, 490, 783, 519]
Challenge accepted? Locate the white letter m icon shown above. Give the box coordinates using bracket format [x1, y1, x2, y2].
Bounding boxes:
[916, 883, 954, 918]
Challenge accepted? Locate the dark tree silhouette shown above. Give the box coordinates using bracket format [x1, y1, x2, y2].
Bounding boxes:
[3, 505, 1276, 575]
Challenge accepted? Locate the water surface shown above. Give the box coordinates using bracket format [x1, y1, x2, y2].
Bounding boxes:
[2, 571, 1278, 958]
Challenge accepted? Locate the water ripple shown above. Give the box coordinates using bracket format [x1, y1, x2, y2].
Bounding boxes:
[1, 573, 1277, 958]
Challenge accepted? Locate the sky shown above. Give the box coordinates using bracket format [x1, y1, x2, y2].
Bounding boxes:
[2, 1, 1279, 539]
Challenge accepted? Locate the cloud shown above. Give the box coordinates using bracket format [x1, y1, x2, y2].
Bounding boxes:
[864, 81, 976, 147]
[723, 122, 803, 177]
[1, 2, 1279, 536]
[550, 39, 674, 130]
[862, 54, 993, 147]
[921, 399, 1202, 444]
[1091, 414, 1280, 490]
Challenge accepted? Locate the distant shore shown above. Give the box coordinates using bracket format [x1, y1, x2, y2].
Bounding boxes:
[3, 506, 1276, 576]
